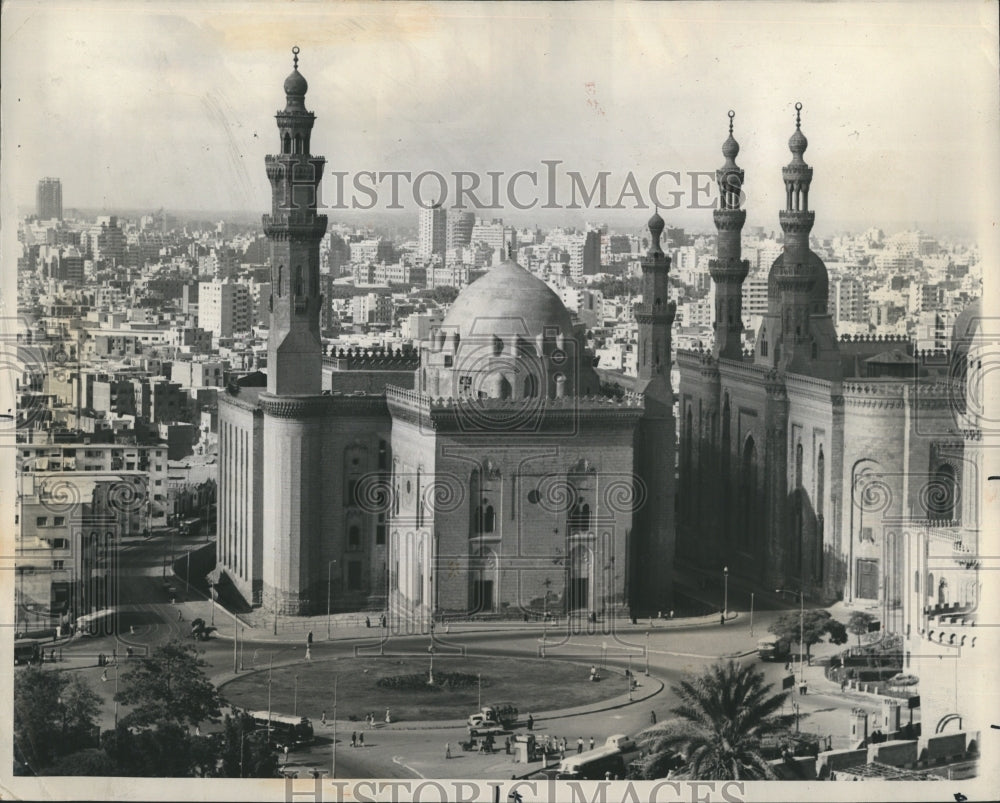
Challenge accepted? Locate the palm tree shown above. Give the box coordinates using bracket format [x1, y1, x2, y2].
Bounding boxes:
[633, 659, 795, 780]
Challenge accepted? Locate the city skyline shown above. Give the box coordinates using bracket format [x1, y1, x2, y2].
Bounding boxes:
[2, 1, 998, 239]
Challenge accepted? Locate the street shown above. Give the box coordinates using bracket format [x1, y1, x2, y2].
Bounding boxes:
[49, 531, 888, 779]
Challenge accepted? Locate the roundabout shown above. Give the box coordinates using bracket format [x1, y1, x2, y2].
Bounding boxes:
[220, 655, 635, 723]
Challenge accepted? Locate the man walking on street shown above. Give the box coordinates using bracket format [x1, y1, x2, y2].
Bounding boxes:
[577, 737, 583, 754]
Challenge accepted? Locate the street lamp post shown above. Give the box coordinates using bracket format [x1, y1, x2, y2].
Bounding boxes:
[332, 675, 338, 778]
[644, 632, 649, 676]
[750, 592, 755, 637]
[427, 644, 435, 685]
[477, 673, 482, 710]
[266, 653, 273, 745]
[327, 559, 338, 640]
[294, 673, 298, 716]
[627, 654, 633, 701]
[723, 566, 729, 618]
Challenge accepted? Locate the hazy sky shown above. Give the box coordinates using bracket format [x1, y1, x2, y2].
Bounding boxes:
[2, 0, 999, 237]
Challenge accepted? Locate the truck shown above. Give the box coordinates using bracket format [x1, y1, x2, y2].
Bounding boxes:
[467, 703, 518, 736]
[757, 637, 792, 661]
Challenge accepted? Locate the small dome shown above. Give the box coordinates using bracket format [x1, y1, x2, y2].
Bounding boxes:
[789, 127, 808, 158]
[722, 134, 740, 160]
[284, 69, 308, 97]
[789, 103, 807, 159]
[767, 250, 828, 308]
[647, 210, 665, 248]
[951, 297, 981, 356]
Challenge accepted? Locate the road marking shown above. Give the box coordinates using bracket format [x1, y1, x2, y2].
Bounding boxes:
[391, 756, 425, 778]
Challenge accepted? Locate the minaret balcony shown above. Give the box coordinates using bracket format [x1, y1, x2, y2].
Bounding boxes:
[713, 208, 746, 230]
[708, 257, 749, 282]
[778, 210, 815, 233]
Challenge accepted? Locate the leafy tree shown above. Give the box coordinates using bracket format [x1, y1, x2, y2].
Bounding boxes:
[217, 712, 280, 778]
[115, 640, 222, 730]
[14, 666, 102, 771]
[848, 611, 876, 648]
[102, 722, 199, 776]
[769, 609, 849, 661]
[46, 748, 115, 776]
[632, 660, 794, 780]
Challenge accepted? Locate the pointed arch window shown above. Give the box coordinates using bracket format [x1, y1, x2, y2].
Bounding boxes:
[568, 496, 591, 534]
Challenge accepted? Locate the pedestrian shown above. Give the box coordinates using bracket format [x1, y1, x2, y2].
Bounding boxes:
[720, 612, 725, 626]
[365, 616, 371, 628]
[605, 771, 612, 780]
[385, 708, 391, 723]
[351, 731, 357, 747]
[358, 732, 364, 747]
[445, 742, 451, 760]
[527, 713, 534, 731]
[669, 609, 674, 619]
[178, 609, 182, 622]
[101, 669, 108, 682]
[504, 737, 511, 755]
[589, 736, 595, 751]
[307, 631, 313, 645]
[577, 737, 583, 754]
[321, 711, 327, 725]
[650, 710, 657, 725]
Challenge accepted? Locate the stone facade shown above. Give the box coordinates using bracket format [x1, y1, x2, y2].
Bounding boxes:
[216, 55, 677, 618]
[677, 109, 980, 613]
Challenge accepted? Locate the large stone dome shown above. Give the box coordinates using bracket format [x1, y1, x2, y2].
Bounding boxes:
[442, 257, 575, 340]
[420, 257, 599, 401]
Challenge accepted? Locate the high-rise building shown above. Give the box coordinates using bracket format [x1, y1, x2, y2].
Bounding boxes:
[418, 203, 447, 258]
[198, 279, 252, 338]
[36, 177, 63, 220]
[446, 210, 475, 250]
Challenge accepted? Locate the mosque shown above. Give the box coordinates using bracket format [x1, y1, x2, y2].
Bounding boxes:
[215, 51, 676, 623]
[676, 106, 982, 628]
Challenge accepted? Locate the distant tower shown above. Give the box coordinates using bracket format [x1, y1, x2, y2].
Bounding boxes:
[418, 203, 447, 258]
[633, 211, 677, 612]
[709, 111, 749, 360]
[36, 177, 63, 221]
[265, 46, 328, 396]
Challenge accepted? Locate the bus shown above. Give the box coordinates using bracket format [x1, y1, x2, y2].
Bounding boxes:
[14, 639, 43, 666]
[75, 608, 118, 637]
[248, 711, 314, 751]
[757, 637, 791, 661]
[555, 735, 641, 781]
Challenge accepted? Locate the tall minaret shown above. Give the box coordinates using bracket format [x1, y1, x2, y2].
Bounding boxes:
[773, 103, 819, 373]
[260, 49, 330, 616]
[633, 211, 676, 614]
[709, 111, 750, 360]
[265, 46, 328, 395]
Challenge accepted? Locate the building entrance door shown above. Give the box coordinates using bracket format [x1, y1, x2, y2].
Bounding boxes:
[856, 558, 879, 599]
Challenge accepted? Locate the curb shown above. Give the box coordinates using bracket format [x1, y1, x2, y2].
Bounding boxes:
[216, 656, 665, 732]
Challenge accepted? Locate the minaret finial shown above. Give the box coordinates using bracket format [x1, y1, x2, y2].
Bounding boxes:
[728, 109, 735, 135]
[292, 45, 300, 71]
[795, 101, 802, 129]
